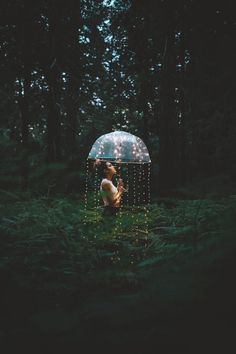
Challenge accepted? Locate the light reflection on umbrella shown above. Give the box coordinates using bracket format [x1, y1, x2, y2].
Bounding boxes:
[88, 131, 151, 164]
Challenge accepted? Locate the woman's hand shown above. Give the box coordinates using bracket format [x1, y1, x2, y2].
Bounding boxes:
[117, 178, 123, 186]
[117, 178, 127, 193]
[117, 185, 125, 193]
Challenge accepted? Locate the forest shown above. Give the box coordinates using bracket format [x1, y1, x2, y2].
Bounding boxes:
[0, 0, 236, 353]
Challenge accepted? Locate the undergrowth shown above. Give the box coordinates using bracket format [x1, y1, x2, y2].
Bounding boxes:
[0, 190, 236, 299]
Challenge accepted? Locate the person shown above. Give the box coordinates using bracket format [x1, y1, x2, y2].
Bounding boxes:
[94, 159, 125, 216]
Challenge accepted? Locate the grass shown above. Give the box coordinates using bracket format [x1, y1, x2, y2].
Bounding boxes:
[0, 191, 235, 294]
[0, 190, 236, 352]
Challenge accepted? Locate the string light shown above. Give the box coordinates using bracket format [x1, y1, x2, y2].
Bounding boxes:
[137, 143, 142, 204]
[143, 163, 149, 244]
[83, 159, 89, 240]
[93, 164, 98, 238]
[133, 164, 137, 209]
[147, 163, 151, 206]
[116, 162, 123, 240]
[94, 141, 106, 238]
[113, 155, 124, 241]
[95, 157, 100, 211]
[95, 141, 104, 211]
[146, 163, 151, 244]
[126, 163, 129, 206]
[137, 163, 142, 205]
[133, 164, 140, 249]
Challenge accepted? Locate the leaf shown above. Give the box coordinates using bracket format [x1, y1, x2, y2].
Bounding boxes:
[138, 256, 164, 267]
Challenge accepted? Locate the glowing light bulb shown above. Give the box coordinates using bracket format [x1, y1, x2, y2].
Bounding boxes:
[126, 163, 129, 206]
[83, 159, 90, 240]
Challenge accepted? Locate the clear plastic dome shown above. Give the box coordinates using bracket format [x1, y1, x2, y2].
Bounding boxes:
[88, 131, 151, 164]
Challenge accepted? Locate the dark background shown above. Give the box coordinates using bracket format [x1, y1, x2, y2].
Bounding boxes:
[0, 0, 235, 193]
[0, 1, 236, 353]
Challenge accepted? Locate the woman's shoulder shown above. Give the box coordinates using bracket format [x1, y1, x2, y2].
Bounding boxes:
[101, 179, 113, 191]
[101, 178, 112, 186]
[101, 178, 111, 183]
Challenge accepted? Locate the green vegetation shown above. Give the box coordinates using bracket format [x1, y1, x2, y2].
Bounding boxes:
[1, 189, 236, 351]
[0, 0, 236, 349]
[1, 190, 235, 296]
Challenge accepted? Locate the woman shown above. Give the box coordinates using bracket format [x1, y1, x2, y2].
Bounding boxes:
[94, 159, 125, 215]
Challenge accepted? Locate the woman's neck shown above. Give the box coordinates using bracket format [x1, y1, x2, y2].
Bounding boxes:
[105, 174, 112, 181]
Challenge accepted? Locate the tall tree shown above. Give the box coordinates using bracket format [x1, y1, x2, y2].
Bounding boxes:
[40, 0, 63, 162]
[158, 0, 177, 190]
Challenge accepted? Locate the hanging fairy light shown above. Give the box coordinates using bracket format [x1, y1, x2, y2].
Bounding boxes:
[95, 141, 105, 209]
[113, 163, 120, 237]
[133, 164, 137, 206]
[147, 163, 151, 206]
[93, 167, 98, 205]
[137, 163, 142, 205]
[135, 142, 144, 245]
[126, 163, 129, 205]
[142, 163, 146, 204]
[133, 164, 140, 244]
[116, 163, 123, 238]
[84, 159, 89, 213]
[146, 163, 151, 243]
[83, 159, 90, 239]
[131, 142, 137, 234]
[92, 141, 107, 239]
[115, 151, 126, 241]
[93, 164, 98, 232]
[143, 164, 149, 243]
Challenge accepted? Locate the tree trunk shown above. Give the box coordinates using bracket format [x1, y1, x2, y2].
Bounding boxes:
[45, 86, 61, 162]
[65, 93, 77, 157]
[179, 15, 187, 186]
[44, 1, 62, 162]
[17, 11, 32, 189]
[158, 1, 177, 191]
[64, 0, 82, 159]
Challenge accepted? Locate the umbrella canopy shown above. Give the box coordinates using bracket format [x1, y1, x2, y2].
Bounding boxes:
[88, 131, 151, 164]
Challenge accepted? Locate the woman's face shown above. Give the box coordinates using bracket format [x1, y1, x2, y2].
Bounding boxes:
[105, 162, 116, 175]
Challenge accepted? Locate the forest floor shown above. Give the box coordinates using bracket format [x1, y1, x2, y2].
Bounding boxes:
[0, 187, 236, 353]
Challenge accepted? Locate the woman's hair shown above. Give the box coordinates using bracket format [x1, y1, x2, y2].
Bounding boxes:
[93, 159, 109, 178]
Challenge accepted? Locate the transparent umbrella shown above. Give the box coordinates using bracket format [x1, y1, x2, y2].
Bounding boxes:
[88, 131, 151, 164]
[84, 131, 151, 242]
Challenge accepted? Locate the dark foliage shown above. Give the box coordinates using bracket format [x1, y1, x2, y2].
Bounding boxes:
[0, 1, 236, 352]
[0, 0, 235, 192]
